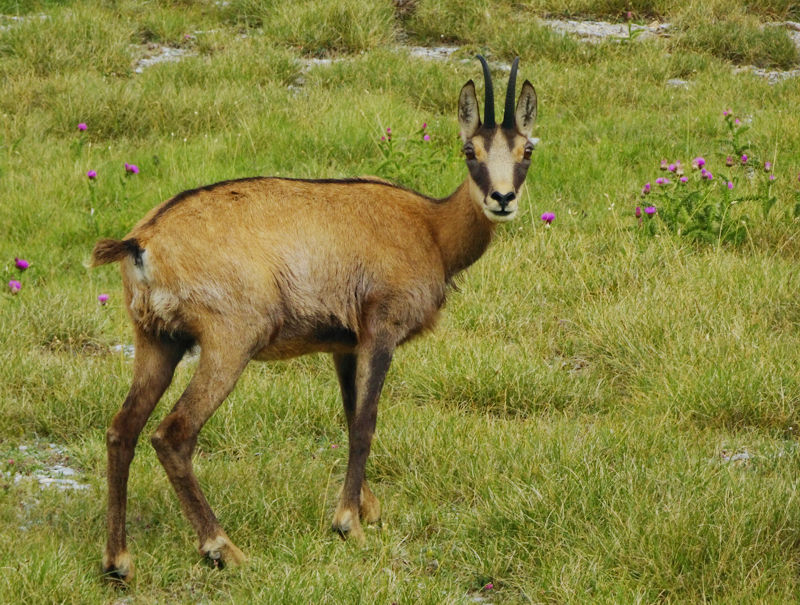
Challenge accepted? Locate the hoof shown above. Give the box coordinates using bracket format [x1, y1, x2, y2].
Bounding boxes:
[332, 507, 365, 543]
[359, 485, 381, 525]
[201, 534, 246, 571]
[102, 550, 134, 584]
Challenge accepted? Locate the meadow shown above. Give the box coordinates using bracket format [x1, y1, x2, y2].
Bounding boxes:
[2, 0, 800, 602]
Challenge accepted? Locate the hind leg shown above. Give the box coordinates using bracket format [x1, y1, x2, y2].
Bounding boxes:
[103, 329, 187, 582]
[150, 330, 251, 569]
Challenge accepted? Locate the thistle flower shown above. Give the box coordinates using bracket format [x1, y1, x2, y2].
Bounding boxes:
[764, 161, 772, 172]
[540, 212, 555, 224]
[692, 157, 706, 169]
[644, 206, 656, 216]
[668, 163, 677, 173]
[8, 280, 21, 294]
[124, 162, 139, 174]
[642, 182, 651, 195]
[635, 206, 641, 218]
[723, 109, 732, 117]
[421, 122, 427, 130]
[14, 257, 29, 270]
[680, 176, 688, 183]
[87, 170, 97, 180]
[702, 169, 714, 180]
[77, 122, 87, 131]
[655, 177, 670, 185]
[423, 134, 430, 142]
[726, 156, 734, 167]
[769, 174, 776, 181]
[660, 159, 668, 170]
[98, 293, 109, 305]
[741, 154, 748, 164]
[727, 181, 734, 190]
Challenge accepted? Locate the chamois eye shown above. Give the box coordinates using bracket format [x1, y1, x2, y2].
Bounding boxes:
[523, 144, 534, 160]
[463, 144, 476, 161]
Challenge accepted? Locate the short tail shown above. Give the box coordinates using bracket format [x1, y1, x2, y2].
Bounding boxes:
[91, 238, 142, 267]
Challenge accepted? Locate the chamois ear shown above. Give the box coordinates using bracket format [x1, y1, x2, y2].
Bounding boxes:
[515, 80, 537, 138]
[458, 80, 481, 142]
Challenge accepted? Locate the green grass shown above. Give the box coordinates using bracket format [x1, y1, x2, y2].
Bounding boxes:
[2, 1, 800, 602]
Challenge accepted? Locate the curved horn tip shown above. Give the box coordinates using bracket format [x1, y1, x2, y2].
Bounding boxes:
[502, 57, 521, 129]
[476, 54, 496, 128]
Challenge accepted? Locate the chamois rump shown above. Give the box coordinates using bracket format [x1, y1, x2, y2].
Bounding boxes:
[92, 56, 537, 581]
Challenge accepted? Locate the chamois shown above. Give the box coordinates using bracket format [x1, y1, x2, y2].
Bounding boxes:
[92, 56, 537, 581]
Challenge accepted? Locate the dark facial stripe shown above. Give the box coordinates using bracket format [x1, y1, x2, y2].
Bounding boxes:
[513, 160, 530, 191]
[468, 162, 491, 197]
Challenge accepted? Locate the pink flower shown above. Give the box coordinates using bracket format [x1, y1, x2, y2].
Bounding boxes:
[423, 134, 430, 141]
[668, 163, 676, 172]
[741, 154, 748, 164]
[764, 161, 772, 172]
[77, 122, 87, 131]
[124, 163, 139, 174]
[727, 181, 734, 190]
[421, 122, 427, 129]
[769, 174, 776, 181]
[660, 159, 668, 170]
[14, 257, 29, 270]
[540, 212, 555, 224]
[692, 157, 706, 169]
[483, 583, 494, 591]
[642, 183, 651, 195]
[8, 280, 21, 294]
[87, 170, 97, 180]
[635, 206, 641, 218]
[655, 177, 670, 185]
[98, 293, 109, 305]
[723, 109, 731, 117]
[679, 176, 688, 183]
[644, 206, 656, 216]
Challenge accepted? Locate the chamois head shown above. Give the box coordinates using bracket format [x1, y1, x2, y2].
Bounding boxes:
[458, 56, 537, 223]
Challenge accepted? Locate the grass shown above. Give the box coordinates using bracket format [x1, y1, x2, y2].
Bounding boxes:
[2, 0, 800, 602]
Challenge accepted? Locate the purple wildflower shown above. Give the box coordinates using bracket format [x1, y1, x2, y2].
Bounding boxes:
[660, 159, 668, 170]
[702, 169, 713, 180]
[421, 122, 427, 130]
[644, 206, 656, 216]
[124, 163, 139, 174]
[741, 154, 748, 164]
[380, 136, 386, 142]
[723, 109, 731, 117]
[423, 134, 430, 142]
[8, 280, 21, 294]
[680, 176, 688, 183]
[642, 182, 651, 195]
[727, 181, 734, 190]
[78, 122, 87, 131]
[98, 293, 109, 305]
[655, 177, 670, 185]
[735, 118, 741, 126]
[540, 212, 555, 224]
[692, 157, 706, 169]
[635, 206, 641, 218]
[668, 163, 676, 172]
[764, 161, 772, 172]
[87, 170, 97, 180]
[14, 257, 29, 271]
[769, 174, 776, 181]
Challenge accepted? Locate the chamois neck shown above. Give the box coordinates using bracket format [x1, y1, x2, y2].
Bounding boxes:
[431, 181, 496, 282]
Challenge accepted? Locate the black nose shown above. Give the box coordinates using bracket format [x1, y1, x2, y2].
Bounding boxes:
[490, 191, 516, 209]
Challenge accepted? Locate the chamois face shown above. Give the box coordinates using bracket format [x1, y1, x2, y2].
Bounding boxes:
[458, 58, 538, 223]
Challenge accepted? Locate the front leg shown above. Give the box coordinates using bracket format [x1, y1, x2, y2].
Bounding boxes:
[331, 343, 394, 541]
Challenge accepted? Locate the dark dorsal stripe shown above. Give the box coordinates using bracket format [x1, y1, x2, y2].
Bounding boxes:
[476, 55, 495, 128]
[502, 57, 519, 130]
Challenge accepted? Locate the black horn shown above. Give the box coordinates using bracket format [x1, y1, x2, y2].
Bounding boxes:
[476, 55, 495, 128]
[502, 56, 519, 130]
